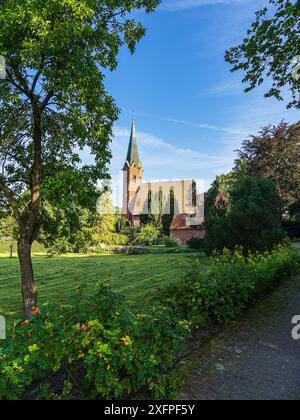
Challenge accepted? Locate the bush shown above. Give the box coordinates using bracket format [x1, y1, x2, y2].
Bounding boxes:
[282, 220, 300, 239]
[95, 232, 128, 246]
[154, 244, 299, 327]
[162, 236, 178, 248]
[135, 225, 160, 246]
[186, 237, 204, 251]
[204, 175, 285, 255]
[0, 284, 189, 400]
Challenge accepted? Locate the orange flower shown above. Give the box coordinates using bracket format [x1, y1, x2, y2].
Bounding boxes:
[32, 307, 39, 315]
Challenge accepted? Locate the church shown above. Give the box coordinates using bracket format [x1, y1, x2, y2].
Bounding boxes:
[121, 120, 206, 244]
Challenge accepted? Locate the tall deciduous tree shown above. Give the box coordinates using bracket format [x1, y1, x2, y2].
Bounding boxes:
[225, 0, 300, 109]
[236, 121, 300, 205]
[0, 0, 160, 318]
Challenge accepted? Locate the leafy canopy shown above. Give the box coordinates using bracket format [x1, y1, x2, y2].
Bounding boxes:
[0, 0, 160, 231]
[225, 0, 300, 108]
[237, 121, 300, 205]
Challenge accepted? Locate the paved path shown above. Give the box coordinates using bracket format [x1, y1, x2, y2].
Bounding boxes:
[179, 244, 300, 400]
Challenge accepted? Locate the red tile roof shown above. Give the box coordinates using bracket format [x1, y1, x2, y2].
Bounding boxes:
[170, 213, 204, 230]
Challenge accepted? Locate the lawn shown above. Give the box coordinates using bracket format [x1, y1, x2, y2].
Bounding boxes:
[0, 251, 203, 320]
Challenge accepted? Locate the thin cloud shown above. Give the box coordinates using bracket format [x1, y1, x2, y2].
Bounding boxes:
[122, 109, 248, 136]
[110, 127, 234, 190]
[160, 0, 253, 11]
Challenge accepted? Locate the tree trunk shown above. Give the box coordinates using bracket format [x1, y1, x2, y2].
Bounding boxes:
[18, 237, 37, 319]
[9, 240, 14, 258]
[16, 105, 41, 319]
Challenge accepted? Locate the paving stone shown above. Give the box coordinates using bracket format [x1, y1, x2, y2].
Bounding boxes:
[178, 245, 300, 400]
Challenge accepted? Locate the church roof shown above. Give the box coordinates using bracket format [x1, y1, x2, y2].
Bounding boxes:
[125, 119, 141, 168]
[170, 214, 205, 230]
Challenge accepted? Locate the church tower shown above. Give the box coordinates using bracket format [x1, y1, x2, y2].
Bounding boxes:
[122, 119, 142, 227]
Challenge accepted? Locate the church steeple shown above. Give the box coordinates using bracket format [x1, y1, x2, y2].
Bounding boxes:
[122, 119, 143, 227]
[125, 119, 141, 168]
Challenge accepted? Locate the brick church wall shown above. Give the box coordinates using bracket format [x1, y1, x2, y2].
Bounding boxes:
[170, 228, 205, 244]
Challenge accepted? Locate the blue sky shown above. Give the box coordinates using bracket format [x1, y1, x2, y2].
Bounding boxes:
[100, 0, 300, 190]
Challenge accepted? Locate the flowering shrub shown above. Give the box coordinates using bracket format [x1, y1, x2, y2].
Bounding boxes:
[0, 284, 189, 400]
[154, 243, 299, 327]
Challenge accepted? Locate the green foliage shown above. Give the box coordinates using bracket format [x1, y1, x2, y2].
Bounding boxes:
[154, 244, 300, 327]
[282, 199, 300, 238]
[135, 225, 160, 246]
[115, 216, 131, 234]
[237, 122, 300, 205]
[162, 236, 178, 248]
[141, 187, 176, 235]
[94, 232, 129, 247]
[0, 0, 162, 219]
[40, 204, 95, 255]
[92, 197, 131, 247]
[0, 283, 188, 400]
[0, 213, 18, 256]
[282, 220, 300, 239]
[186, 237, 204, 251]
[225, 0, 300, 109]
[204, 174, 285, 254]
[0, 0, 160, 315]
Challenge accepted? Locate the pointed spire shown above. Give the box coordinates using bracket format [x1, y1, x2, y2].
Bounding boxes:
[126, 118, 141, 167]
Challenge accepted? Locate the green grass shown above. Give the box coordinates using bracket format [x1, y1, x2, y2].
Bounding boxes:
[0, 252, 207, 320]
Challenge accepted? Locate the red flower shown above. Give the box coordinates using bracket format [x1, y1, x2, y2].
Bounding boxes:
[32, 307, 39, 315]
[91, 304, 97, 309]
[21, 321, 29, 326]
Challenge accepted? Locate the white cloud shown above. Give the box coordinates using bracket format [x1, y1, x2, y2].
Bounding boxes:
[160, 0, 254, 11]
[199, 79, 245, 97]
[110, 126, 234, 191]
[123, 109, 248, 136]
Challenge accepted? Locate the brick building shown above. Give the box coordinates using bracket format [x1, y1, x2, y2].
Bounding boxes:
[122, 120, 205, 243]
[169, 214, 205, 244]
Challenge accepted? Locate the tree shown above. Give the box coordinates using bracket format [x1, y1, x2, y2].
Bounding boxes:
[0, 0, 160, 318]
[141, 187, 176, 234]
[0, 212, 18, 257]
[39, 202, 95, 255]
[236, 121, 300, 205]
[204, 174, 285, 254]
[225, 0, 300, 109]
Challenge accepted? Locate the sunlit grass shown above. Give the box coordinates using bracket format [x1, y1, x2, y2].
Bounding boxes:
[0, 251, 207, 320]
